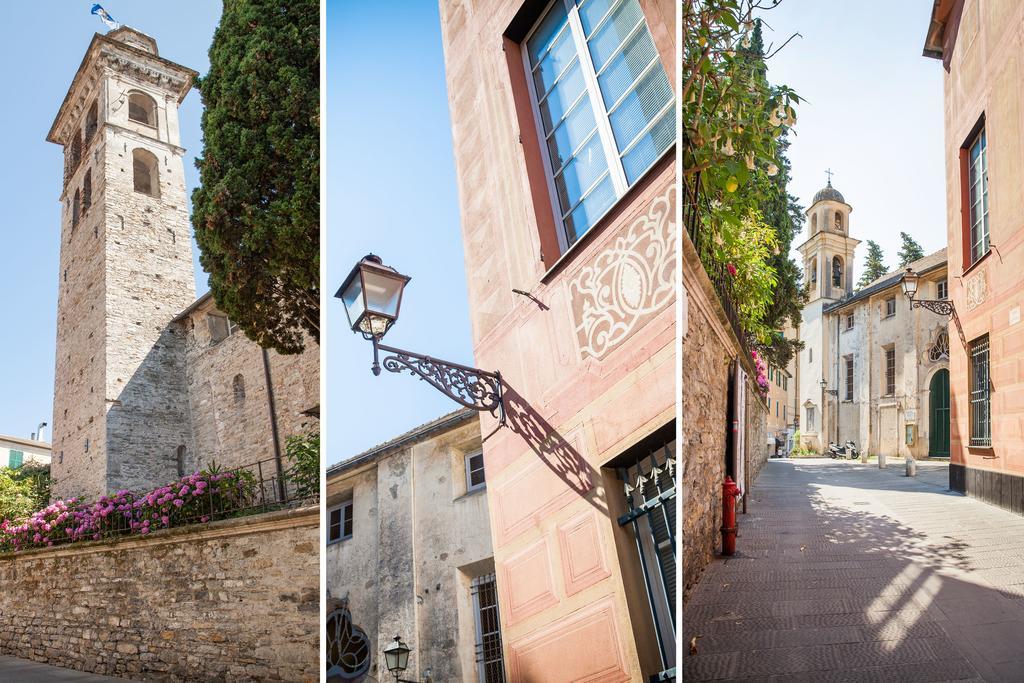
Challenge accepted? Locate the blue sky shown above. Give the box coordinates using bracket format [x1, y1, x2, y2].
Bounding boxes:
[760, 1, 946, 272]
[325, 1, 474, 464]
[0, 2, 220, 442]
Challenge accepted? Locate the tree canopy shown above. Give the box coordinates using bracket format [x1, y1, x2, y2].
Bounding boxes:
[897, 231, 925, 268]
[192, 0, 320, 354]
[857, 240, 888, 289]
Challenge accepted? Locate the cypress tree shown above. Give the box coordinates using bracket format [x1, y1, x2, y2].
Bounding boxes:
[897, 231, 925, 268]
[192, 0, 320, 354]
[858, 240, 888, 289]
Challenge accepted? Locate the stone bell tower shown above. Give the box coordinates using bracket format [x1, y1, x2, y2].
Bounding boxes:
[48, 27, 198, 500]
[795, 176, 860, 450]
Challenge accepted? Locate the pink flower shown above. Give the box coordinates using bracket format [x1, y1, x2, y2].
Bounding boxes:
[726, 263, 737, 277]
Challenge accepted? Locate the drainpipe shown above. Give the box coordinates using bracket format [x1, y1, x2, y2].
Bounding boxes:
[836, 313, 841, 445]
[261, 348, 286, 501]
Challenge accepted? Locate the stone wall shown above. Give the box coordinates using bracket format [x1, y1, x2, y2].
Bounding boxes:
[0, 507, 318, 682]
[178, 296, 319, 473]
[682, 234, 769, 604]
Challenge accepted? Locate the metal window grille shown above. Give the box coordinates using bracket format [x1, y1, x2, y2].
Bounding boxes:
[523, 0, 675, 249]
[618, 438, 675, 679]
[970, 336, 991, 447]
[326, 600, 371, 680]
[845, 356, 854, 401]
[471, 574, 506, 683]
[885, 347, 895, 395]
[968, 129, 989, 265]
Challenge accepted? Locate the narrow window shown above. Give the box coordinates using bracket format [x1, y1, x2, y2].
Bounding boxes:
[969, 335, 991, 447]
[83, 171, 92, 212]
[967, 127, 989, 265]
[846, 313, 854, 330]
[832, 256, 843, 288]
[127, 91, 157, 126]
[8, 450, 23, 469]
[472, 574, 507, 682]
[811, 213, 818, 233]
[834, 211, 843, 231]
[884, 347, 896, 396]
[132, 148, 159, 197]
[810, 262, 817, 284]
[84, 100, 98, 145]
[328, 501, 353, 543]
[524, 0, 675, 248]
[885, 297, 896, 318]
[465, 450, 486, 492]
[809, 347, 813, 363]
[72, 189, 81, 228]
[176, 445, 187, 477]
[70, 132, 82, 171]
[937, 279, 948, 300]
[805, 406, 815, 430]
[232, 374, 246, 405]
[845, 355, 854, 401]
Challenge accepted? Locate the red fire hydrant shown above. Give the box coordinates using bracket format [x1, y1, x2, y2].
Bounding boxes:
[721, 476, 742, 556]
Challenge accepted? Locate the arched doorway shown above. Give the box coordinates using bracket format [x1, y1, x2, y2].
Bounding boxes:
[929, 369, 950, 457]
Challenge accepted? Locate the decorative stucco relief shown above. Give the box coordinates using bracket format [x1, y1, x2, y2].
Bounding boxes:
[965, 270, 988, 311]
[569, 184, 676, 361]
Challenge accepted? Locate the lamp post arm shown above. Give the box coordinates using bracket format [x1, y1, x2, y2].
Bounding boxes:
[372, 338, 505, 425]
[910, 298, 967, 349]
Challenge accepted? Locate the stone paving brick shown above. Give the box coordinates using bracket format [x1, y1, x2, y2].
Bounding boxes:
[684, 458, 1024, 681]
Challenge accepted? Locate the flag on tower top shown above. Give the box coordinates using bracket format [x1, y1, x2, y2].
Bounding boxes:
[91, 4, 120, 31]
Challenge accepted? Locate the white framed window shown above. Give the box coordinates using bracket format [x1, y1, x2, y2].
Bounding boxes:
[884, 296, 896, 318]
[465, 450, 486, 492]
[967, 127, 989, 265]
[471, 574, 506, 682]
[845, 313, 854, 330]
[328, 501, 353, 544]
[937, 279, 948, 300]
[523, 0, 675, 250]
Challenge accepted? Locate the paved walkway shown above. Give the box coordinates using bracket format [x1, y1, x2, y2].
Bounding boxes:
[0, 655, 129, 681]
[684, 458, 1024, 682]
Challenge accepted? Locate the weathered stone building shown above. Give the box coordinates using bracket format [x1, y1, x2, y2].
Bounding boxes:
[792, 181, 950, 459]
[47, 27, 318, 501]
[326, 410, 497, 682]
[924, 0, 1024, 509]
[439, 0, 677, 678]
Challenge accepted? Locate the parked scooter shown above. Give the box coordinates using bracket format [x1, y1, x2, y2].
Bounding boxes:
[827, 441, 860, 460]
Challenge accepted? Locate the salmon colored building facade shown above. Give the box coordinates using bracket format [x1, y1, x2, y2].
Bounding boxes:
[439, 0, 677, 680]
[925, 0, 1024, 510]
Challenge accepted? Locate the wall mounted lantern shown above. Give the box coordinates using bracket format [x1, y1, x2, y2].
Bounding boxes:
[337, 255, 505, 425]
[818, 378, 837, 397]
[900, 267, 966, 348]
[382, 636, 432, 682]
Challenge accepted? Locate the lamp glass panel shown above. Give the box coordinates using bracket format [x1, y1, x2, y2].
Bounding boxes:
[341, 276, 366, 331]
[397, 648, 409, 671]
[362, 270, 405, 318]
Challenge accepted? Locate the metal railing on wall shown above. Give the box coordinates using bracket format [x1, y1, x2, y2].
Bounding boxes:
[682, 172, 752, 357]
[1, 456, 318, 553]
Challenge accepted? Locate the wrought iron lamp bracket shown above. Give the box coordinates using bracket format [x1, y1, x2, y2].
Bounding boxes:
[371, 337, 505, 426]
[909, 298, 967, 349]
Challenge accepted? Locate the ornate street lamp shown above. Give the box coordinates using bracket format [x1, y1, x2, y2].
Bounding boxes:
[819, 378, 837, 396]
[382, 636, 431, 683]
[337, 255, 505, 425]
[899, 267, 966, 347]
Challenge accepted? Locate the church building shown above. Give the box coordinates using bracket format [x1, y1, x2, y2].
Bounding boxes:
[795, 179, 949, 460]
[47, 27, 318, 501]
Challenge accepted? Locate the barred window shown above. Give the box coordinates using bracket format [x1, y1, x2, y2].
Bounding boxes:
[884, 347, 896, 396]
[524, 0, 675, 248]
[970, 336, 991, 447]
[472, 574, 506, 682]
[845, 355, 854, 401]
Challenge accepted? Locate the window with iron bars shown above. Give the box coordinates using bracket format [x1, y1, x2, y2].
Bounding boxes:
[970, 335, 991, 447]
[471, 573, 506, 682]
[617, 435, 675, 678]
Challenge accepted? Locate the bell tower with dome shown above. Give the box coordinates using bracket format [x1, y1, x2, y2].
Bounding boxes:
[795, 174, 860, 451]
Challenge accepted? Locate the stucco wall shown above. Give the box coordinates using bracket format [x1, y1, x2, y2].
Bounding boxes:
[326, 414, 493, 682]
[439, 0, 676, 679]
[938, 0, 1024, 483]
[0, 507, 318, 682]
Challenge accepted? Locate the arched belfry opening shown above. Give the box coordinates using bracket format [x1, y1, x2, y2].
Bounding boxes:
[132, 148, 160, 197]
[128, 91, 157, 127]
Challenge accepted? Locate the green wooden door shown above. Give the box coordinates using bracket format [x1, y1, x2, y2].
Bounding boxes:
[929, 369, 950, 457]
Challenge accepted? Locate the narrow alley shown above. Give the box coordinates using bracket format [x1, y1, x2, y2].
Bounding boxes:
[684, 459, 1024, 681]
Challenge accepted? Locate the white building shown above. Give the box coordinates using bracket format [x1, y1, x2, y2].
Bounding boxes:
[796, 181, 950, 459]
[0, 434, 52, 470]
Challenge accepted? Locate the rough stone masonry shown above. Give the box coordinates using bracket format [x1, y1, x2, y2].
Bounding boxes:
[0, 508, 318, 682]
